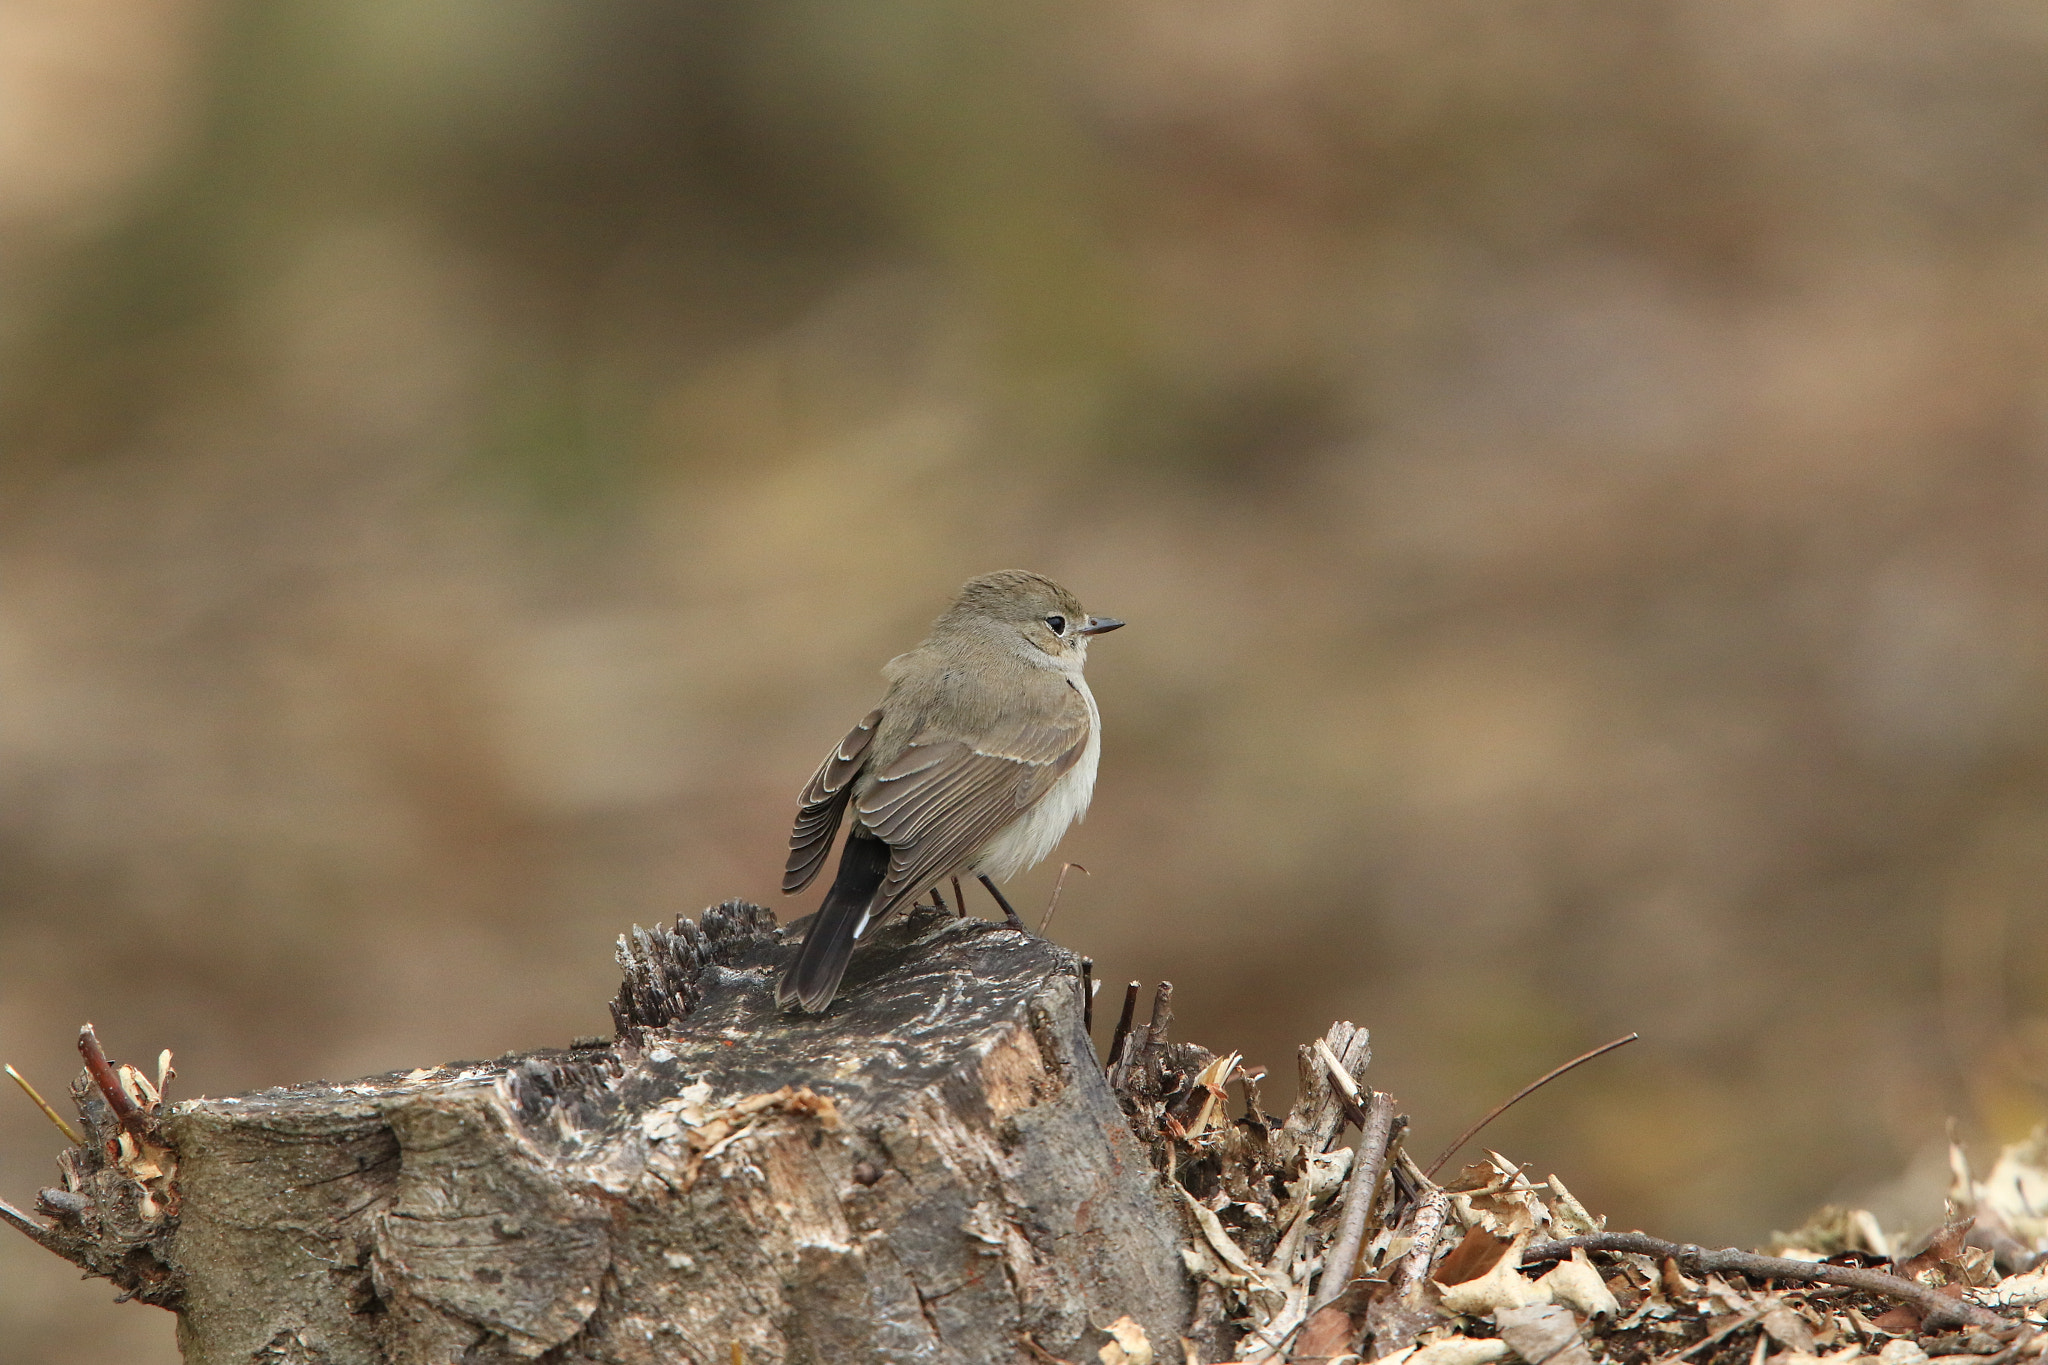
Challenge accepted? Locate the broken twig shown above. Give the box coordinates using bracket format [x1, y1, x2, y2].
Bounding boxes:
[5, 1063, 82, 1145]
[77, 1024, 150, 1140]
[1106, 982, 1140, 1075]
[1396, 1183, 1453, 1300]
[1427, 1033, 1638, 1178]
[1521, 1232, 2007, 1330]
[1314, 1089, 1398, 1311]
[1039, 862, 1087, 935]
[0, 1194, 63, 1252]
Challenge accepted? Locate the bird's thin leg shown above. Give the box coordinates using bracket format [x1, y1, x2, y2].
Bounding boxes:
[949, 876, 968, 919]
[978, 874, 1026, 931]
[928, 883, 948, 916]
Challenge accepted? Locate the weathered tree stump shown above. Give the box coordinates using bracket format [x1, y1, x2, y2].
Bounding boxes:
[45, 901, 1200, 1364]
[30, 899, 2012, 1365]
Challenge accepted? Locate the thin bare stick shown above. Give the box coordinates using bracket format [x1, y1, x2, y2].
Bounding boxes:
[1653, 1305, 1768, 1365]
[1395, 1185, 1453, 1300]
[1038, 863, 1088, 935]
[0, 1194, 62, 1252]
[1106, 982, 1140, 1075]
[1426, 1033, 1638, 1178]
[1520, 1232, 2007, 1330]
[1314, 1090, 1397, 1311]
[77, 1024, 149, 1140]
[5, 1064, 82, 1145]
[1019, 1332, 1075, 1365]
[1080, 957, 1095, 1034]
[1147, 980, 1173, 1039]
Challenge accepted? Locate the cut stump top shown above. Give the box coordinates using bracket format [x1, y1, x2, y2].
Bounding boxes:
[161, 902, 1194, 1364]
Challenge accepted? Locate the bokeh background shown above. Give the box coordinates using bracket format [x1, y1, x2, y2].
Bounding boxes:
[7, 1, 2048, 1358]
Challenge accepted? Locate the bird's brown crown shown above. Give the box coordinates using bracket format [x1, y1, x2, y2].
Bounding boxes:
[937, 570, 1087, 629]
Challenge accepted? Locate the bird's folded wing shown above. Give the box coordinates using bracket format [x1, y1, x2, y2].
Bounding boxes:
[856, 691, 1090, 923]
[782, 708, 883, 893]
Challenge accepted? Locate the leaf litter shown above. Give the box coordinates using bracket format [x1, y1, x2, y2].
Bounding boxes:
[1103, 1007, 2048, 1365]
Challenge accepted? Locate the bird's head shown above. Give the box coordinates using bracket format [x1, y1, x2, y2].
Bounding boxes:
[938, 570, 1123, 663]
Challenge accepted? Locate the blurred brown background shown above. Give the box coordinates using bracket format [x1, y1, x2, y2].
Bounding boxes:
[6, 1, 2048, 1358]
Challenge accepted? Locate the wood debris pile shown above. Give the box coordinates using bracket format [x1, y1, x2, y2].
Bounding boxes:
[1104, 995, 2048, 1365]
[0, 1025, 180, 1308]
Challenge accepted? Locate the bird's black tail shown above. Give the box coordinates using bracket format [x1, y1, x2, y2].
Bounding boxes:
[777, 832, 892, 1012]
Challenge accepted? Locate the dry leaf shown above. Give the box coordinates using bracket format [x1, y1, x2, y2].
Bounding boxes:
[1896, 1216, 1973, 1285]
[1983, 1266, 2048, 1307]
[1495, 1304, 1594, 1365]
[1441, 1236, 1545, 1315]
[1969, 1126, 2048, 1248]
[1292, 1146, 1356, 1208]
[1434, 1229, 1514, 1287]
[1538, 1252, 1620, 1318]
[1184, 1053, 1241, 1140]
[1767, 1207, 1892, 1261]
[1875, 1341, 1929, 1365]
[1097, 1315, 1152, 1365]
[1403, 1339, 1513, 1365]
[1453, 1155, 1550, 1240]
[1661, 1258, 1701, 1299]
[1761, 1301, 1818, 1355]
[1295, 1304, 1357, 1361]
[1175, 1188, 1274, 1292]
[1544, 1176, 1603, 1236]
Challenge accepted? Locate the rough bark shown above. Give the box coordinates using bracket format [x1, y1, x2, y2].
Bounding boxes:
[24, 901, 1202, 1364]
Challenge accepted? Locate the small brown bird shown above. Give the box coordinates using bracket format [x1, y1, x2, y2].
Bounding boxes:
[776, 571, 1123, 1012]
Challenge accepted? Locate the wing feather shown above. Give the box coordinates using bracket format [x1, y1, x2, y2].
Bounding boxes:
[782, 709, 883, 893]
[850, 687, 1091, 928]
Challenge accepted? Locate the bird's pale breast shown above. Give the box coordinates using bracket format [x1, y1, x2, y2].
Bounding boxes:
[970, 673, 1101, 881]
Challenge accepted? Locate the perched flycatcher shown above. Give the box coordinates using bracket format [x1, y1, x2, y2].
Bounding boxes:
[776, 571, 1123, 1012]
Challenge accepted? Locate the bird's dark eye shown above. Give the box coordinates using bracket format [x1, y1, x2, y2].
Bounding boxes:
[1045, 615, 1066, 635]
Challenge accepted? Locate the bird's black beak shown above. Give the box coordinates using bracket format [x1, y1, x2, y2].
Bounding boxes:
[1079, 616, 1124, 636]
